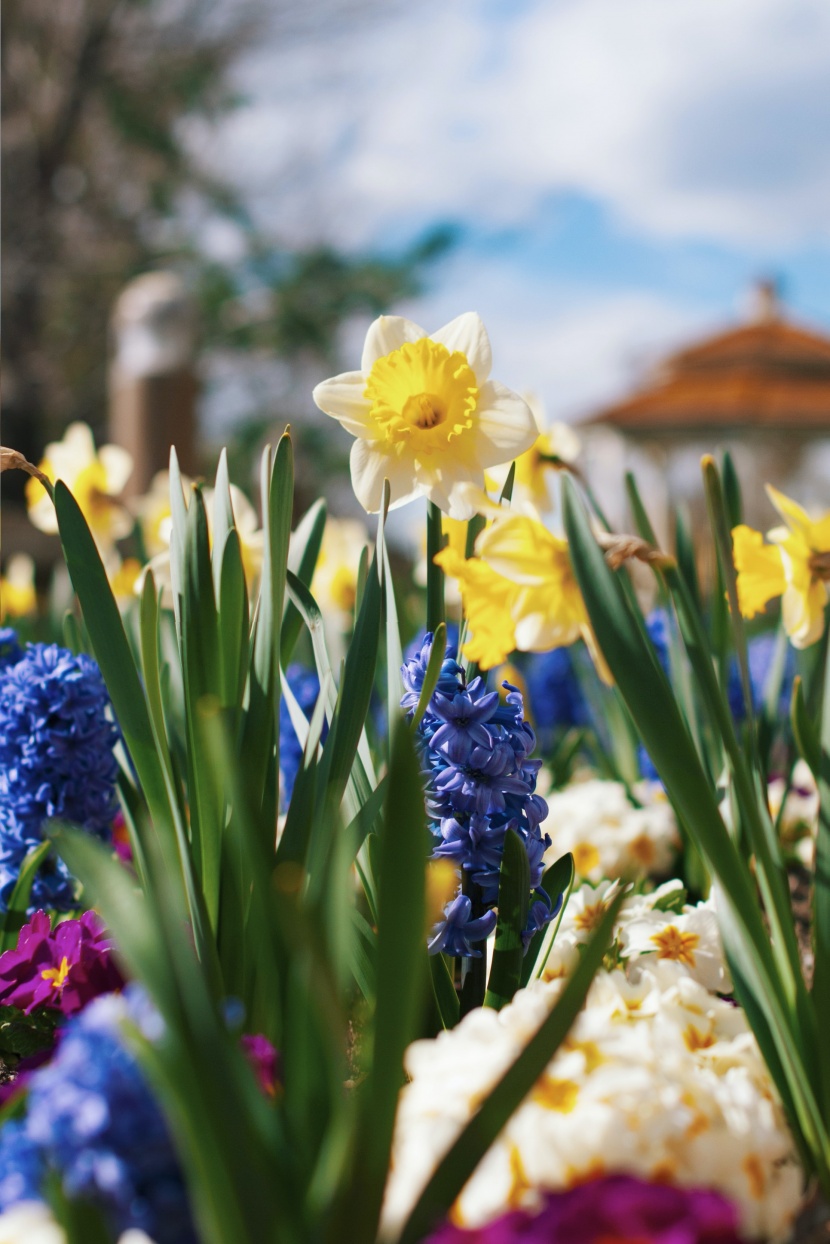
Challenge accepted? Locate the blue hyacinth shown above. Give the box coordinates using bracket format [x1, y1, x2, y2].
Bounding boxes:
[0, 641, 120, 911]
[0, 1120, 45, 1212]
[638, 609, 672, 782]
[524, 646, 589, 744]
[403, 631, 554, 957]
[0, 627, 23, 673]
[727, 632, 795, 723]
[14, 988, 196, 1243]
[279, 663, 325, 810]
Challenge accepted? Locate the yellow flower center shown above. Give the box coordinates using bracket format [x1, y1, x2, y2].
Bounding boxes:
[364, 339, 478, 456]
[573, 899, 607, 932]
[532, 1075, 580, 1113]
[328, 564, 357, 613]
[650, 925, 699, 966]
[41, 956, 70, 991]
[572, 841, 601, 876]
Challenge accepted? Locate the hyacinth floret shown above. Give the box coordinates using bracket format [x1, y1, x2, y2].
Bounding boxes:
[0, 641, 120, 911]
[279, 663, 327, 811]
[0, 627, 23, 674]
[0, 1119, 46, 1213]
[19, 987, 196, 1244]
[403, 631, 552, 956]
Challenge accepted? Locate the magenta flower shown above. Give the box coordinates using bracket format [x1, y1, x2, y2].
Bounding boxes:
[0, 909, 124, 1017]
[240, 1033, 282, 1097]
[424, 1176, 742, 1244]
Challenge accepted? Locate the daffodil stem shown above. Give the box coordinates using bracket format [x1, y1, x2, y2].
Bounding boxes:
[426, 502, 446, 633]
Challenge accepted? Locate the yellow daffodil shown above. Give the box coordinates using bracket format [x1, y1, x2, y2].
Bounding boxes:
[25, 423, 134, 556]
[0, 554, 36, 620]
[732, 487, 830, 648]
[312, 313, 537, 519]
[130, 469, 191, 559]
[311, 517, 369, 624]
[437, 511, 608, 676]
[139, 483, 263, 604]
[731, 525, 786, 618]
[435, 546, 521, 668]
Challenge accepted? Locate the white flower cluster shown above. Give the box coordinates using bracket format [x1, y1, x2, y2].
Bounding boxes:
[541, 778, 680, 884]
[383, 882, 803, 1242]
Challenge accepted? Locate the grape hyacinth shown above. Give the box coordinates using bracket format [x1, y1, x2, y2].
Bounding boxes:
[402, 631, 552, 958]
[0, 640, 120, 912]
[524, 646, 589, 746]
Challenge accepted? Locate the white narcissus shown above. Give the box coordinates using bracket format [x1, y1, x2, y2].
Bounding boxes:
[312, 313, 537, 519]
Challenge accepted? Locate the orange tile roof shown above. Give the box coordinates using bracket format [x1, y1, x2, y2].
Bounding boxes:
[588, 317, 830, 431]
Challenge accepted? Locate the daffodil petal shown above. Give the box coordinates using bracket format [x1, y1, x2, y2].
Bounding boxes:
[313, 372, 376, 438]
[731, 525, 786, 618]
[418, 461, 486, 521]
[765, 485, 813, 540]
[98, 444, 134, 494]
[360, 315, 426, 373]
[477, 515, 555, 586]
[431, 312, 492, 384]
[782, 580, 827, 649]
[349, 439, 421, 513]
[474, 380, 537, 468]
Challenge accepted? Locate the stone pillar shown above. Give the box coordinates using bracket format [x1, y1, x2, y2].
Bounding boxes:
[108, 272, 198, 497]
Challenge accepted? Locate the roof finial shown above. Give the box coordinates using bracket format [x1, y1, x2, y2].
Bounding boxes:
[750, 277, 780, 324]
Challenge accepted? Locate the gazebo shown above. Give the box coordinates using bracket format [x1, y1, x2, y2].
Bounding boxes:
[581, 283, 830, 541]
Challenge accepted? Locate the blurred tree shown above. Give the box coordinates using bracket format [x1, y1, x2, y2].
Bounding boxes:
[1, 0, 451, 501]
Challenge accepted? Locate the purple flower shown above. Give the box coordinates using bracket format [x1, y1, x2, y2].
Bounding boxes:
[424, 1175, 742, 1244]
[428, 894, 498, 957]
[430, 689, 501, 764]
[0, 909, 124, 1016]
[240, 1033, 282, 1098]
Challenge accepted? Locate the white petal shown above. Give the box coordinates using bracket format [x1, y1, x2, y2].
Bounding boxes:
[361, 316, 426, 373]
[349, 439, 420, 513]
[418, 462, 486, 520]
[312, 372, 376, 438]
[431, 313, 492, 384]
[474, 381, 538, 468]
[99, 444, 134, 494]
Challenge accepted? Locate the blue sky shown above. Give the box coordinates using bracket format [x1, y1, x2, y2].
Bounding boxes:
[194, 0, 830, 425]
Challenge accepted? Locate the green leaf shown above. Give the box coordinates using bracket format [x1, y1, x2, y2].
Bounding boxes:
[335, 718, 430, 1244]
[0, 841, 53, 951]
[0, 1003, 59, 1059]
[526, 852, 575, 984]
[430, 952, 460, 1030]
[811, 636, 830, 1121]
[484, 829, 530, 1010]
[396, 890, 625, 1244]
[410, 621, 447, 732]
[426, 501, 446, 632]
[54, 483, 187, 884]
[282, 497, 327, 667]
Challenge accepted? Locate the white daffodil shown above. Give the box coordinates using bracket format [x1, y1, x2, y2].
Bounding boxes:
[312, 313, 537, 519]
[25, 422, 133, 556]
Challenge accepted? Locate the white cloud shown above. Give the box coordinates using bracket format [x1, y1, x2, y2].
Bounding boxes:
[200, 0, 830, 250]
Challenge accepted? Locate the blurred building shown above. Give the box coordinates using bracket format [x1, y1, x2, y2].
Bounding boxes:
[581, 282, 830, 544]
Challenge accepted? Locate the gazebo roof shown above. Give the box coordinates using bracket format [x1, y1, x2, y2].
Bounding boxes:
[586, 285, 830, 432]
